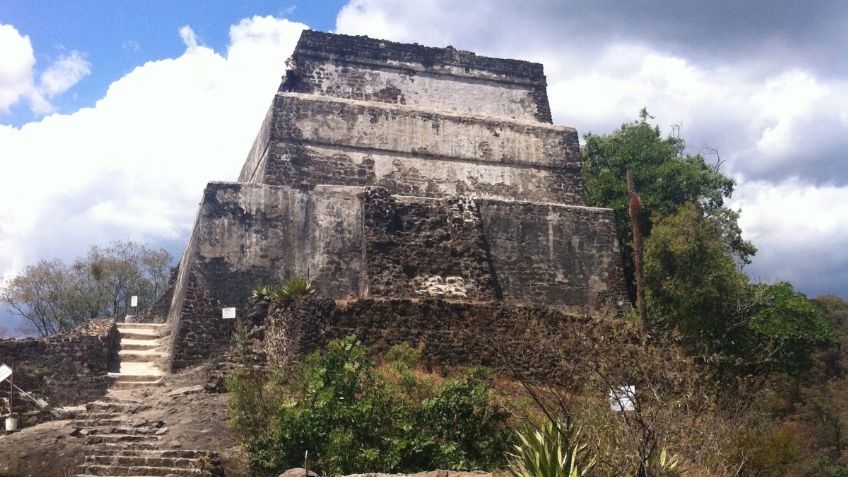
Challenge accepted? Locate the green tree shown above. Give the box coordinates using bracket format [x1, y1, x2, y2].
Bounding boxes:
[644, 203, 832, 375]
[1, 240, 173, 336]
[746, 283, 834, 375]
[581, 109, 752, 297]
[1, 260, 75, 336]
[643, 203, 748, 343]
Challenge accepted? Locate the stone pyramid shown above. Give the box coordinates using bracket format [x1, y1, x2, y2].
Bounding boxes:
[158, 30, 627, 371]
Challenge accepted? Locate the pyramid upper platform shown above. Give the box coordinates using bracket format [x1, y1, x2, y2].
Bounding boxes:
[291, 30, 553, 123]
[239, 30, 584, 205]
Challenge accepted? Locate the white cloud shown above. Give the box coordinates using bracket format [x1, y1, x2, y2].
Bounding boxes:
[0, 16, 307, 283]
[0, 23, 92, 115]
[39, 50, 91, 98]
[179, 25, 199, 50]
[731, 179, 848, 297]
[0, 24, 37, 112]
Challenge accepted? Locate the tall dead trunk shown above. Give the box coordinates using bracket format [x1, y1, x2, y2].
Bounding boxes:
[627, 170, 647, 335]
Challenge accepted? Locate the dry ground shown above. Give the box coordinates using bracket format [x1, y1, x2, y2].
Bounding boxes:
[0, 363, 248, 477]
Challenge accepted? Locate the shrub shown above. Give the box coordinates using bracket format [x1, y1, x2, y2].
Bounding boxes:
[507, 419, 594, 477]
[250, 278, 316, 307]
[229, 336, 512, 476]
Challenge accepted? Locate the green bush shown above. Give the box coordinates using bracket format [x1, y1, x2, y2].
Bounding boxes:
[250, 278, 315, 307]
[507, 419, 595, 477]
[228, 336, 512, 476]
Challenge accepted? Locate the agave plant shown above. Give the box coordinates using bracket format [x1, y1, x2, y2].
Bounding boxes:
[508, 419, 595, 477]
[279, 278, 316, 299]
[654, 447, 684, 477]
[252, 279, 316, 306]
[250, 286, 271, 303]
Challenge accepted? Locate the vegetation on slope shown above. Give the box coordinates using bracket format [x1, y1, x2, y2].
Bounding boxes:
[227, 333, 512, 476]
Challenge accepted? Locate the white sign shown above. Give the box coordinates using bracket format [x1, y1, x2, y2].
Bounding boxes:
[222, 307, 237, 319]
[130, 296, 138, 307]
[0, 364, 11, 384]
[609, 385, 636, 412]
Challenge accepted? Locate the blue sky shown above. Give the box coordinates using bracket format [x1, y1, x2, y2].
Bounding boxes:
[1, 1, 846, 335]
[0, 1, 347, 125]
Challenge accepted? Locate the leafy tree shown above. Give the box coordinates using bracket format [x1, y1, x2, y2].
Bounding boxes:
[746, 283, 834, 375]
[644, 203, 832, 375]
[643, 203, 749, 344]
[581, 109, 752, 297]
[1, 240, 173, 336]
[1, 260, 80, 336]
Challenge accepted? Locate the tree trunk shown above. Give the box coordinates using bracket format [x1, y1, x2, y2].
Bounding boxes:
[627, 170, 648, 335]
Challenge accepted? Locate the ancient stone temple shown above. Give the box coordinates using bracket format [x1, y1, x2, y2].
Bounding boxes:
[159, 30, 627, 370]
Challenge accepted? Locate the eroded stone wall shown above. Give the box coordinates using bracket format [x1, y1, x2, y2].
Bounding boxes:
[362, 188, 498, 301]
[250, 93, 585, 204]
[479, 200, 628, 316]
[0, 320, 118, 407]
[166, 182, 366, 370]
[264, 297, 638, 384]
[292, 30, 552, 123]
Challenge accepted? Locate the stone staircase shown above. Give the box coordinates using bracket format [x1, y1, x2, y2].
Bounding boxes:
[69, 399, 221, 476]
[64, 322, 224, 476]
[109, 323, 168, 390]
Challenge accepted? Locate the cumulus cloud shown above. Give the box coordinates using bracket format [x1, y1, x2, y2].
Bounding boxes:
[732, 179, 848, 297]
[0, 24, 37, 112]
[335, 0, 848, 298]
[0, 16, 307, 285]
[39, 50, 91, 98]
[179, 25, 200, 50]
[0, 23, 92, 115]
[337, 0, 848, 77]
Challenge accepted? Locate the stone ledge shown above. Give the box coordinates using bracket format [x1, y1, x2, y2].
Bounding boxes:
[296, 30, 546, 84]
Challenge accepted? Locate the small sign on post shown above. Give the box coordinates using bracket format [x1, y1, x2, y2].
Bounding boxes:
[222, 307, 237, 320]
[0, 364, 11, 384]
[609, 385, 636, 412]
[130, 296, 138, 308]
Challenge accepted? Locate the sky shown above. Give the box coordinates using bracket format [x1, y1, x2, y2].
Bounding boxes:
[0, 1, 846, 334]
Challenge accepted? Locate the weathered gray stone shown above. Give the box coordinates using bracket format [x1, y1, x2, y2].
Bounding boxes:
[162, 30, 628, 372]
[280, 468, 320, 477]
[0, 320, 118, 414]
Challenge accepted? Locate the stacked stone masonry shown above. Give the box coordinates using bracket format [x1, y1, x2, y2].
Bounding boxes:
[0, 320, 118, 408]
[264, 297, 641, 385]
[162, 30, 628, 371]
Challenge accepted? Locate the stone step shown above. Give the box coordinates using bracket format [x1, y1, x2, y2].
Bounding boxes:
[110, 380, 165, 390]
[97, 442, 160, 451]
[118, 350, 168, 363]
[86, 402, 131, 413]
[84, 434, 160, 444]
[84, 410, 124, 417]
[119, 339, 161, 351]
[116, 323, 169, 331]
[74, 464, 203, 476]
[108, 373, 164, 383]
[117, 362, 164, 376]
[116, 329, 164, 340]
[84, 455, 198, 468]
[73, 418, 126, 427]
[103, 426, 164, 436]
[91, 449, 216, 459]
